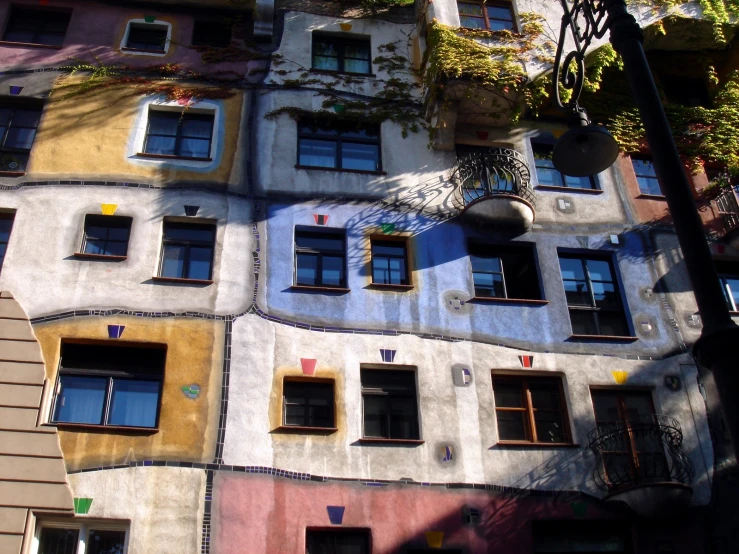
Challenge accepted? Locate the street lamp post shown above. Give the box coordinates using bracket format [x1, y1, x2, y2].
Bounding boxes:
[551, 0, 739, 449]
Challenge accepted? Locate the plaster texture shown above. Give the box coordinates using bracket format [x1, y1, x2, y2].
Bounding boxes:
[0, 186, 253, 317]
[223, 313, 713, 505]
[67, 467, 205, 554]
[35, 315, 224, 471]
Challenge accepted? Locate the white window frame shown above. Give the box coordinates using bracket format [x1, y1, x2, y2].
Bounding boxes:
[128, 97, 222, 170]
[32, 519, 130, 554]
[120, 19, 172, 57]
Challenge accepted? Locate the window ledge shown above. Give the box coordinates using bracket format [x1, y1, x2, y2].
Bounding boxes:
[495, 441, 580, 448]
[309, 68, 376, 78]
[358, 438, 424, 446]
[295, 164, 386, 176]
[290, 284, 351, 294]
[535, 185, 603, 194]
[730, 311, 739, 316]
[367, 283, 415, 291]
[73, 252, 127, 262]
[0, 171, 25, 177]
[121, 46, 167, 54]
[273, 425, 338, 434]
[53, 423, 158, 434]
[136, 153, 212, 162]
[568, 334, 639, 343]
[471, 296, 548, 305]
[152, 276, 213, 286]
[0, 40, 63, 49]
[636, 193, 666, 200]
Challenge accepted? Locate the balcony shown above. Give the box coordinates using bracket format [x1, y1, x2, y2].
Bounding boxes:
[450, 147, 536, 231]
[713, 185, 739, 238]
[589, 415, 694, 518]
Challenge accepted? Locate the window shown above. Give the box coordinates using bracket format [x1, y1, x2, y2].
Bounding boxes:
[631, 156, 662, 196]
[532, 141, 596, 190]
[457, 1, 516, 31]
[591, 389, 666, 486]
[159, 222, 216, 281]
[469, 243, 541, 300]
[123, 22, 169, 52]
[312, 35, 371, 75]
[298, 119, 381, 172]
[0, 101, 42, 173]
[558, 254, 630, 337]
[143, 110, 214, 160]
[2, 7, 71, 47]
[0, 212, 15, 272]
[283, 380, 335, 429]
[371, 238, 409, 285]
[80, 215, 132, 258]
[294, 229, 346, 288]
[51, 342, 166, 429]
[361, 368, 419, 440]
[306, 529, 370, 554]
[191, 20, 232, 48]
[714, 260, 739, 312]
[36, 521, 128, 554]
[492, 375, 571, 444]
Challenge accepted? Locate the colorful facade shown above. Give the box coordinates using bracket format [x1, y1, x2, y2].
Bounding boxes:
[0, 0, 734, 553]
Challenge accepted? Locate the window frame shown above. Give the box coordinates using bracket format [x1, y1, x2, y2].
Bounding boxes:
[33, 519, 130, 554]
[281, 377, 337, 431]
[77, 214, 132, 260]
[142, 109, 215, 161]
[370, 236, 411, 287]
[558, 252, 633, 338]
[631, 155, 663, 197]
[491, 373, 573, 445]
[360, 366, 421, 442]
[157, 220, 217, 282]
[293, 227, 348, 290]
[531, 140, 599, 191]
[0, 211, 15, 273]
[296, 118, 383, 174]
[305, 528, 371, 554]
[457, 1, 517, 32]
[120, 19, 172, 56]
[49, 341, 166, 431]
[0, 99, 43, 174]
[468, 242, 544, 302]
[1, 6, 72, 48]
[311, 34, 372, 76]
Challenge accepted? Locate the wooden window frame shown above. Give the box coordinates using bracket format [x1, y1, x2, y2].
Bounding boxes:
[532, 141, 597, 190]
[457, 1, 517, 32]
[158, 221, 216, 281]
[492, 374, 572, 445]
[79, 214, 132, 259]
[142, 110, 215, 161]
[360, 366, 420, 441]
[282, 377, 336, 430]
[311, 34, 372, 76]
[294, 228, 347, 289]
[1, 6, 72, 47]
[370, 236, 410, 286]
[296, 118, 382, 173]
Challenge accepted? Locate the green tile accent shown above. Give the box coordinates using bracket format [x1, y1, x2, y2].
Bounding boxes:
[571, 501, 587, 518]
[143, 15, 156, 23]
[74, 498, 93, 515]
[380, 223, 395, 234]
[333, 104, 346, 113]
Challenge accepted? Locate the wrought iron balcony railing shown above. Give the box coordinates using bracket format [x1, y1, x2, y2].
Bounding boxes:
[450, 148, 536, 212]
[713, 185, 739, 235]
[588, 415, 694, 491]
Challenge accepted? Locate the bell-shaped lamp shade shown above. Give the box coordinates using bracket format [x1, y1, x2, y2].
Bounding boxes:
[552, 125, 619, 177]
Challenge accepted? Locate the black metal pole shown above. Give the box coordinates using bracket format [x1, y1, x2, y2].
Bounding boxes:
[604, 0, 739, 445]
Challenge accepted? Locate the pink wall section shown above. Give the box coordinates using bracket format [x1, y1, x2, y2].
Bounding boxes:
[212, 473, 642, 554]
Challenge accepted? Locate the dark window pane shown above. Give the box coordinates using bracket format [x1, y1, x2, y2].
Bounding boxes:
[87, 529, 126, 554]
[6, 127, 36, 149]
[361, 369, 415, 392]
[144, 135, 177, 155]
[534, 411, 566, 443]
[13, 109, 41, 128]
[314, 56, 340, 71]
[344, 58, 370, 74]
[363, 395, 388, 438]
[488, 6, 513, 21]
[188, 247, 213, 280]
[181, 117, 213, 139]
[285, 404, 305, 426]
[38, 527, 79, 554]
[496, 410, 528, 440]
[126, 24, 168, 51]
[3, 8, 70, 46]
[493, 381, 524, 408]
[161, 244, 187, 278]
[296, 253, 318, 286]
[372, 242, 405, 257]
[535, 166, 562, 187]
[529, 381, 561, 410]
[389, 396, 419, 439]
[53, 375, 107, 425]
[342, 142, 378, 171]
[569, 310, 598, 335]
[299, 138, 337, 168]
[473, 272, 504, 297]
[109, 379, 160, 427]
[597, 312, 629, 337]
[591, 282, 618, 308]
[321, 256, 344, 287]
[296, 234, 344, 252]
[586, 259, 614, 282]
[559, 257, 586, 280]
[179, 138, 211, 159]
[306, 530, 370, 554]
[147, 113, 179, 136]
[470, 254, 501, 273]
[563, 174, 595, 189]
[164, 225, 214, 242]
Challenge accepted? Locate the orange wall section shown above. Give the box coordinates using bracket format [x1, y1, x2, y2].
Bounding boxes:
[34, 315, 225, 471]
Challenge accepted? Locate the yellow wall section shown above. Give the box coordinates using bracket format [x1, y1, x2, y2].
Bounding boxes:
[29, 85, 242, 184]
[34, 316, 224, 471]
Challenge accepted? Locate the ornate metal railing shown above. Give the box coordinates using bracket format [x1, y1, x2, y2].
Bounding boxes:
[713, 185, 739, 234]
[449, 148, 536, 212]
[588, 415, 694, 491]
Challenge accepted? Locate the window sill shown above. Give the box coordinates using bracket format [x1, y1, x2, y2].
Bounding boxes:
[471, 296, 548, 305]
[121, 46, 167, 54]
[73, 252, 127, 262]
[535, 185, 603, 195]
[495, 441, 580, 448]
[358, 438, 424, 446]
[367, 283, 415, 291]
[295, 164, 386, 176]
[636, 193, 666, 200]
[309, 68, 376, 78]
[0, 171, 25, 177]
[152, 276, 213, 286]
[0, 40, 63, 49]
[568, 334, 639, 343]
[136, 153, 212, 162]
[273, 425, 338, 434]
[52, 423, 158, 434]
[290, 284, 351, 294]
[730, 311, 739, 316]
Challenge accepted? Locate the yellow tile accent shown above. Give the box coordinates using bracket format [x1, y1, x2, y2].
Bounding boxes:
[611, 370, 628, 385]
[425, 531, 444, 548]
[340, 23, 352, 31]
[100, 204, 118, 216]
